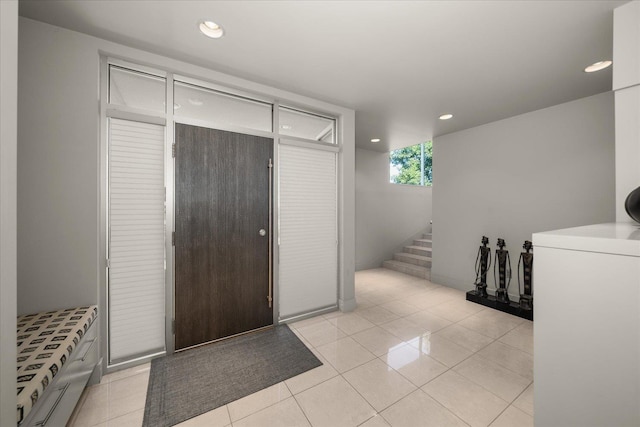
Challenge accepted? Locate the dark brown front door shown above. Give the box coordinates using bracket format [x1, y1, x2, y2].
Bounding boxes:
[174, 124, 273, 350]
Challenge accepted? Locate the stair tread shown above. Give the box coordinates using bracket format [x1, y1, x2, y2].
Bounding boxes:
[383, 260, 430, 271]
[405, 245, 432, 250]
[395, 252, 432, 261]
[414, 238, 432, 243]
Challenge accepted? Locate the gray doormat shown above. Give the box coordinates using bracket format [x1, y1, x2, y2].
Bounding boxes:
[143, 325, 322, 427]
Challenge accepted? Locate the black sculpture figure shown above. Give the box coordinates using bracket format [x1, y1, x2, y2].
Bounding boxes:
[625, 186, 640, 223]
[518, 240, 534, 311]
[494, 238, 511, 304]
[473, 236, 491, 298]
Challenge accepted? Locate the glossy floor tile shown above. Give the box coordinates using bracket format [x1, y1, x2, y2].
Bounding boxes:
[315, 336, 377, 373]
[381, 390, 468, 427]
[342, 359, 416, 411]
[422, 370, 509, 427]
[453, 355, 531, 402]
[295, 376, 376, 427]
[351, 326, 406, 357]
[477, 341, 534, 381]
[69, 268, 534, 427]
[232, 397, 310, 427]
[408, 333, 474, 367]
[175, 405, 231, 427]
[328, 312, 376, 335]
[512, 383, 534, 416]
[434, 323, 495, 353]
[227, 382, 291, 422]
[489, 405, 533, 427]
[383, 344, 448, 387]
[357, 306, 400, 325]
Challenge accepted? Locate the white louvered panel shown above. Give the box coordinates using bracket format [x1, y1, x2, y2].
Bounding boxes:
[108, 118, 165, 362]
[279, 144, 338, 318]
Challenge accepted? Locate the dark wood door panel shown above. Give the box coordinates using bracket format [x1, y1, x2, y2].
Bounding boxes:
[175, 124, 273, 350]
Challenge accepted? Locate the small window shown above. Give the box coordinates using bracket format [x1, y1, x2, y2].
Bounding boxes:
[389, 141, 432, 186]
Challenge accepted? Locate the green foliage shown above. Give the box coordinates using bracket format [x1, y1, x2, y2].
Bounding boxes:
[423, 140, 433, 184]
[390, 141, 432, 186]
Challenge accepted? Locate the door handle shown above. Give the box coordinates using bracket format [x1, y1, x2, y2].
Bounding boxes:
[259, 229, 266, 237]
[267, 157, 273, 308]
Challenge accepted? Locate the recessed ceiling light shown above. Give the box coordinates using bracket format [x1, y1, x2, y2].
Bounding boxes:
[188, 98, 204, 106]
[199, 20, 225, 39]
[584, 60, 612, 73]
[371, 138, 381, 143]
[439, 114, 453, 120]
[280, 124, 292, 130]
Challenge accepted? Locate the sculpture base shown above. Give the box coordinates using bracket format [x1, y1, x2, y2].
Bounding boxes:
[495, 288, 510, 304]
[519, 294, 533, 311]
[466, 290, 533, 321]
[474, 283, 488, 298]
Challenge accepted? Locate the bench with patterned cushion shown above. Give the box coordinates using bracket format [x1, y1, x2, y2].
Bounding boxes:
[17, 306, 98, 425]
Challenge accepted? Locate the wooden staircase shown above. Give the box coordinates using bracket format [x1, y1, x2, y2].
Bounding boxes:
[383, 233, 432, 279]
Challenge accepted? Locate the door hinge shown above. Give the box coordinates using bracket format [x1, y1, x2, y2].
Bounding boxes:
[172, 143, 176, 158]
[106, 259, 111, 269]
[172, 231, 175, 246]
[268, 158, 273, 168]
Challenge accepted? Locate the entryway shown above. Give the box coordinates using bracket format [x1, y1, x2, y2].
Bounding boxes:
[174, 124, 274, 350]
[103, 60, 346, 367]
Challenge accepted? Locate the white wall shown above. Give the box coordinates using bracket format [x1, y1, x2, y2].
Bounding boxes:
[0, 1, 18, 424]
[18, 18, 101, 314]
[17, 18, 356, 316]
[431, 92, 615, 297]
[615, 86, 640, 222]
[355, 148, 432, 271]
[613, 0, 640, 91]
[339, 116, 357, 311]
[613, 0, 640, 222]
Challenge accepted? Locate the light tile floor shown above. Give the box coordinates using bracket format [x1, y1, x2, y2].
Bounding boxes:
[69, 268, 533, 427]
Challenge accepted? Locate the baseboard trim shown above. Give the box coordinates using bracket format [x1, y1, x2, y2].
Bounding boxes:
[430, 273, 466, 290]
[338, 297, 357, 312]
[87, 358, 103, 386]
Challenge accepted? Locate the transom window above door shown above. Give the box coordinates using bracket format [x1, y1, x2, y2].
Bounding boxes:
[109, 65, 166, 113]
[278, 107, 336, 144]
[173, 81, 273, 133]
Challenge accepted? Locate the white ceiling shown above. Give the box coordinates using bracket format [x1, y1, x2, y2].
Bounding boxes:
[19, 0, 626, 152]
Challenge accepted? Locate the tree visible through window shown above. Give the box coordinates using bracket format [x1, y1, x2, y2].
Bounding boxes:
[389, 141, 432, 186]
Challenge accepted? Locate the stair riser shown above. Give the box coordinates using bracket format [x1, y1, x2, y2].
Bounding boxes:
[413, 240, 432, 248]
[383, 261, 431, 279]
[394, 253, 432, 268]
[423, 234, 432, 240]
[404, 246, 431, 256]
